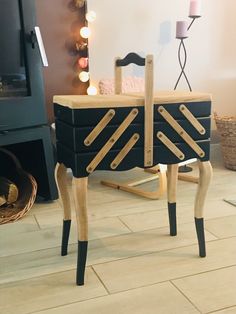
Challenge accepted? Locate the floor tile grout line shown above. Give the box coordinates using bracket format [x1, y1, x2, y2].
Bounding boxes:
[117, 216, 134, 232]
[0, 232, 220, 266]
[206, 304, 236, 314]
[170, 280, 203, 313]
[170, 264, 236, 283]
[2, 259, 236, 292]
[90, 264, 236, 298]
[33, 214, 42, 230]
[25, 291, 109, 314]
[2, 252, 236, 288]
[88, 237, 224, 268]
[204, 227, 220, 239]
[25, 278, 207, 314]
[1, 234, 234, 269]
[5, 262, 236, 313]
[91, 266, 111, 295]
[27, 202, 236, 231]
[205, 213, 236, 223]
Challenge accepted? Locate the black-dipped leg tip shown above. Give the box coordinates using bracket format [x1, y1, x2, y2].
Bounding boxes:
[76, 241, 88, 286]
[195, 217, 206, 258]
[61, 220, 71, 256]
[168, 202, 177, 236]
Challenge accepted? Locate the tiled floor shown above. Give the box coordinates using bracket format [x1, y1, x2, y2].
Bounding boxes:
[0, 154, 236, 314]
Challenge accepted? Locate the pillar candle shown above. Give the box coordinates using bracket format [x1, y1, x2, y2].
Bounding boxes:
[189, 0, 201, 17]
[176, 21, 188, 39]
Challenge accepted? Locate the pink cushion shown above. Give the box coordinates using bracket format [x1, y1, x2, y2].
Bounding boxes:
[99, 76, 144, 95]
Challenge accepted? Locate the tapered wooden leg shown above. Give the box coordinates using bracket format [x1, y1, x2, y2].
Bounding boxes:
[72, 177, 88, 286]
[55, 163, 72, 256]
[167, 164, 179, 236]
[194, 160, 213, 257]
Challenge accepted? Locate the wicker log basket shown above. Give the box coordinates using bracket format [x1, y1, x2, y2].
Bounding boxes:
[0, 148, 37, 224]
[214, 113, 236, 171]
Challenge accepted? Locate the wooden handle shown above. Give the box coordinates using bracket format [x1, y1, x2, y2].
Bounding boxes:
[179, 104, 206, 135]
[116, 52, 145, 67]
[144, 55, 154, 167]
[110, 133, 140, 169]
[114, 52, 154, 167]
[114, 57, 122, 94]
[158, 106, 205, 158]
[86, 108, 139, 173]
[157, 131, 185, 160]
[84, 109, 115, 146]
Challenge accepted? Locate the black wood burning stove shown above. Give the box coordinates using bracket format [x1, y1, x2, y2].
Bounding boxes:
[0, 0, 57, 200]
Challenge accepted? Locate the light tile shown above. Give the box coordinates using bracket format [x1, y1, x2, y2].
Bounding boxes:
[0, 246, 76, 284]
[0, 267, 107, 314]
[88, 217, 131, 239]
[30, 200, 61, 215]
[93, 237, 236, 293]
[0, 226, 69, 258]
[119, 209, 169, 232]
[205, 215, 236, 238]
[35, 209, 131, 238]
[173, 266, 236, 313]
[88, 222, 216, 266]
[0, 162, 235, 313]
[0, 215, 39, 235]
[0, 222, 215, 284]
[30, 282, 199, 314]
[0, 216, 131, 258]
[34, 209, 72, 228]
[120, 199, 236, 233]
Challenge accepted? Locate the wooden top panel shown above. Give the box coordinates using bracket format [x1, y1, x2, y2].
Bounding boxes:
[127, 91, 212, 104]
[53, 95, 143, 109]
[53, 91, 211, 109]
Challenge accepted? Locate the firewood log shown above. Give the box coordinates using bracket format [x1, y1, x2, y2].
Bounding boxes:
[0, 195, 6, 206]
[0, 177, 19, 204]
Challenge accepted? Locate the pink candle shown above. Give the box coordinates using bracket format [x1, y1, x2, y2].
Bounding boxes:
[189, 0, 201, 17]
[176, 21, 188, 39]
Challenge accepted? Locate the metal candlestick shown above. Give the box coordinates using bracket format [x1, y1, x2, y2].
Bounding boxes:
[175, 16, 201, 173]
[174, 17, 199, 92]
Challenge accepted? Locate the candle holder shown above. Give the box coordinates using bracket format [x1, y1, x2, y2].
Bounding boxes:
[174, 15, 200, 92]
[175, 11, 201, 173]
[174, 37, 192, 92]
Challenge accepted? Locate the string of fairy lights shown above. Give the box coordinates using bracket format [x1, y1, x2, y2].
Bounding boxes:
[74, 0, 97, 95]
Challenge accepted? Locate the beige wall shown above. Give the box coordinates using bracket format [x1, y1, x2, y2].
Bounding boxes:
[88, 0, 236, 121]
[35, 0, 87, 122]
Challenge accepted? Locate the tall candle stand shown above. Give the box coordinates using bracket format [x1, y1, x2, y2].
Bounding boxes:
[175, 13, 201, 172]
[174, 16, 201, 92]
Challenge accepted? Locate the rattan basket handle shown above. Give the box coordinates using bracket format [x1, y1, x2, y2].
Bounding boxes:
[0, 148, 22, 169]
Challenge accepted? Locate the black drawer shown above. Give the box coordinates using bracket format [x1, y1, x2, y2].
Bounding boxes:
[55, 120, 144, 152]
[154, 118, 210, 144]
[56, 139, 210, 178]
[154, 101, 211, 121]
[54, 101, 211, 127]
[56, 116, 210, 153]
[54, 104, 144, 127]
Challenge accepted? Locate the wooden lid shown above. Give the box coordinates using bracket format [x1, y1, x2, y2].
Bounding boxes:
[53, 94, 143, 109]
[53, 91, 212, 109]
[126, 91, 212, 104]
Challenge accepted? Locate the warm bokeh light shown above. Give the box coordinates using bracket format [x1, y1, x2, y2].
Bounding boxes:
[78, 57, 88, 69]
[78, 71, 90, 82]
[87, 85, 98, 95]
[86, 11, 96, 22]
[80, 27, 91, 39]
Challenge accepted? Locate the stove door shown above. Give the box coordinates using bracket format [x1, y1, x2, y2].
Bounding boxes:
[0, 0, 47, 132]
